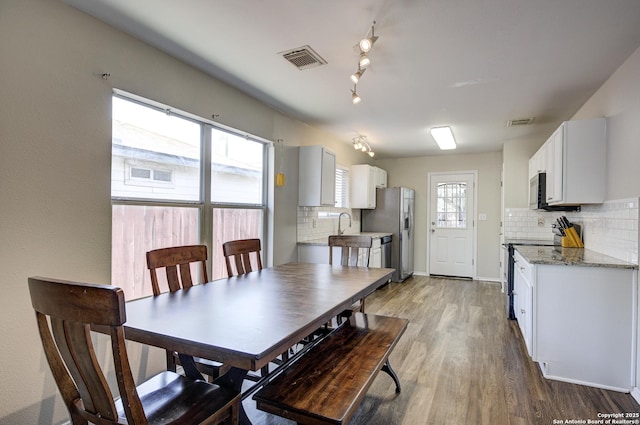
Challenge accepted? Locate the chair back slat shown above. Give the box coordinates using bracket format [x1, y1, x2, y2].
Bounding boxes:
[28, 277, 147, 425]
[328, 235, 372, 267]
[146, 245, 209, 295]
[223, 239, 263, 277]
[51, 318, 117, 420]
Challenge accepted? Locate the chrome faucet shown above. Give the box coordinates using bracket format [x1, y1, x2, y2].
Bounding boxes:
[338, 212, 352, 235]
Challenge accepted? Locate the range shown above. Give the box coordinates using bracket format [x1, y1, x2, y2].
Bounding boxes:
[503, 238, 555, 320]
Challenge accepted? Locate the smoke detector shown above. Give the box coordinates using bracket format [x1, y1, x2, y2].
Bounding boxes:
[280, 45, 327, 70]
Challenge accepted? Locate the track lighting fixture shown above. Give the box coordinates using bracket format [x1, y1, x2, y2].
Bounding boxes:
[352, 135, 375, 157]
[349, 21, 379, 104]
[351, 86, 361, 104]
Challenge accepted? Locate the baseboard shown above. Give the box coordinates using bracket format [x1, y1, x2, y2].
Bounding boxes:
[632, 387, 640, 404]
[413, 271, 501, 284]
[476, 276, 501, 284]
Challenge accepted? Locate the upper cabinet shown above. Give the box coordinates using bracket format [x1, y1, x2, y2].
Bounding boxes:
[546, 118, 606, 206]
[299, 146, 336, 206]
[350, 164, 387, 209]
[528, 143, 547, 180]
[529, 118, 606, 206]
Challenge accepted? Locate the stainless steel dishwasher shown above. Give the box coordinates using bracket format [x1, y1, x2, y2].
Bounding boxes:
[380, 235, 392, 269]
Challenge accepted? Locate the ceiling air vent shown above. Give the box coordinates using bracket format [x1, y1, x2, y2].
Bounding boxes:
[507, 117, 535, 127]
[280, 45, 327, 70]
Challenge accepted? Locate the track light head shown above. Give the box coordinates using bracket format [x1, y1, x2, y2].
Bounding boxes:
[359, 52, 371, 68]
[351, 88, 361, 104]
[350, 67, 366, 84]
[359, 35, 378, 53]
[359, 21, 378, 52]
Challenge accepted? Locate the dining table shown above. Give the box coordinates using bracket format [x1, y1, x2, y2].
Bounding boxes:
[122, 262, 394, 425]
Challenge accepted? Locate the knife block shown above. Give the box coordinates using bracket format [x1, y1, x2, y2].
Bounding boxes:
[561, 226, 584, 248]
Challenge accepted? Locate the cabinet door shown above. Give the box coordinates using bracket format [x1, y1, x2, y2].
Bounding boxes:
[513, 254, 534, 357]
[375, 167, 387, 188]
[320, 149, 336, 206]
[350, 164, 376, 209]
[521, 276, 533, 357]
[370, 247, 382, 268]
[546, 126, 564, 203]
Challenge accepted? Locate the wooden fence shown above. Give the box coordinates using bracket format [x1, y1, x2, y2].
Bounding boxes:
[112, 205, 262, 300]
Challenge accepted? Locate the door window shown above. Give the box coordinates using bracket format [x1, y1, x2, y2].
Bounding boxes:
[436, 182, 467, 228]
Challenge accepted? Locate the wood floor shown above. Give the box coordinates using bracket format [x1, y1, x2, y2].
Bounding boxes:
[244, 275, 640, 425]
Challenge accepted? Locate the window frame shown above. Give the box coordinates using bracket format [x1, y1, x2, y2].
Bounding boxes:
[111, 91, 270, 297]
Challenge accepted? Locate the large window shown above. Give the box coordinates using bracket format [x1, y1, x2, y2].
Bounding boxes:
[111, 94, 268, 299]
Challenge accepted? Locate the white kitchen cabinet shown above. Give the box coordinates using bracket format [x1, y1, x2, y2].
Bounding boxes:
[513, 250, 636, 391]
[375, 167, 387, 188]
[513, 251, 533, 357]
[369, 237, 382, 268]
[545, 127, 564, 203]
[298, 146, 336, 206]
[543, 118, 606, 206]
[528, 144, 546, 180]
[350, 164, 387, 209]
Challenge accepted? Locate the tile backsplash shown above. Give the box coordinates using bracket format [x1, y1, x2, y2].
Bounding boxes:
[504, 197, 639, 264]
[298, 207, 361, 242]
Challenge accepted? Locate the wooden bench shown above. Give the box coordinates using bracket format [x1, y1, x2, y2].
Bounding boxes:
[253, 312, 408, 425]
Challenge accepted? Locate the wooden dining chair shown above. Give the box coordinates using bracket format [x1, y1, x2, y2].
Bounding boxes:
[329, 235, 373, 317]
[28, 276, 240, 425]
[146, 245, 224, 381]
[222, 238, 279, 377]
[222, 238, 263, 277]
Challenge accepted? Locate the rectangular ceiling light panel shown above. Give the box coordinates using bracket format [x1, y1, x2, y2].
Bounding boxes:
[431, 126, 457, 150]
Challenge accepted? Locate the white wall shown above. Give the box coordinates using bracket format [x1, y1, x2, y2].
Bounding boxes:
[376, 151, 503, 281]
[571, 45, 640, 201]
[0, 1, 366, 423]
[502, 137, 544, 208]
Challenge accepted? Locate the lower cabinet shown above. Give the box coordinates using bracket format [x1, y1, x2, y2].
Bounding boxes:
[513, 250, 533, 357]
[369, 238, 382, 268]
[298, 236, 382, 267]
[513, 250, 637, 392]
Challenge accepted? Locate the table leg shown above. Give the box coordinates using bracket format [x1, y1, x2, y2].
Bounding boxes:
[381, 359, 401, 393]
[214, 367, 252, 425]
[177, 353, 204, 381]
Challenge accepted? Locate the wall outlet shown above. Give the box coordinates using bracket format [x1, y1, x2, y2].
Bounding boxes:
[538, 217, 545, 227]
[478, 213, 487, 221]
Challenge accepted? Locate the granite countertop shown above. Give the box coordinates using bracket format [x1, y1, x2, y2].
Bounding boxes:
[515, 246, 638, 269]
[503, 238, 555, 247]
[298, 232, 393, 246]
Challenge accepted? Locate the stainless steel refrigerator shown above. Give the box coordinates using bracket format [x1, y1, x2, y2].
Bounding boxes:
[362, 187, 414, 282]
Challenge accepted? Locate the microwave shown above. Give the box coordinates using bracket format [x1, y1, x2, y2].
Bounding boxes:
[529, 172, 579, 211]
[529, 172, 547, 210]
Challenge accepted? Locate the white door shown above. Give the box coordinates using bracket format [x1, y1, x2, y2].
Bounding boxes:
[428, 172, 475, 278]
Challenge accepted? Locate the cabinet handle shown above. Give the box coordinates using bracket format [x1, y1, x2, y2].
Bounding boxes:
[519, 267, 525, 272]
[521, 309, 526, 314]
[512, 291, 518, 296]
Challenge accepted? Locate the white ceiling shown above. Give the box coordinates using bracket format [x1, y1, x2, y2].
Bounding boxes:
[65, 0, 640, 158]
